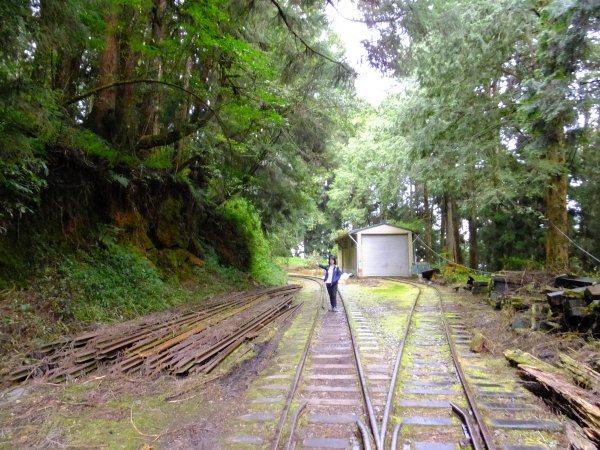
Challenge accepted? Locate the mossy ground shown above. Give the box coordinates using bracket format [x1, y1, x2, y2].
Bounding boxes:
[0, 283, 306, 449]
[0, 279, 572, 449]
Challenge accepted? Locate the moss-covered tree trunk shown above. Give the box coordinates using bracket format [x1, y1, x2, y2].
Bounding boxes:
[545, 121, 569, 272]
[139, 0, 167, 140]
[443, 193, 460, 263]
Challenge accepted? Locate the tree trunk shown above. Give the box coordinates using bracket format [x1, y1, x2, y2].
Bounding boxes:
[174, 55, 194, 170]
[545, 121, 569, 272]
[440, 195, 446, 258]
[115, 6, 139, 151]
[139, 0, 167, 140]
[452, 195, 463, 264]
[56, 50, 82, 119]
[469, 198, 478, 269]
[444, 193, 459, 263]
[423, 182, 432, 261]
[89, 7, 119, 141]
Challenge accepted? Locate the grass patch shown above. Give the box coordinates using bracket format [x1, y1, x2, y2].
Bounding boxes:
[275, 256, 312, 270]
[367, 281, 414, 297]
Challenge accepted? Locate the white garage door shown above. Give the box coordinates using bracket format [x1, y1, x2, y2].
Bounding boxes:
[362, 234, 409, 277]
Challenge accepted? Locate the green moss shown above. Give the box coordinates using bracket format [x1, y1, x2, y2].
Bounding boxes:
[156, 196, 187, 248]
[380, 314, 409, 337]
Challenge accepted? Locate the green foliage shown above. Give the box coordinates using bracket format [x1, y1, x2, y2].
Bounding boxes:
[144, 147, 174, 170]
[0, 0, 353, 345]
[500, 256, 543, 271]
[0, 158, 48, 231]
[441, 265, 489, 285]
[327, 0, 600, 272]
[219, 197, 286, 285]
[275, 256, 312, 270]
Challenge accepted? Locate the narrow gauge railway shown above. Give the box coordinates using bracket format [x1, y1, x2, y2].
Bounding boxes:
[381, 278, 563, 450]
[283, 276, 497, 450]
[274, 275, 379, 450]
[379, 278, 493, 449]
[225, 276, 565, 450]
[227, 274, 380, 449]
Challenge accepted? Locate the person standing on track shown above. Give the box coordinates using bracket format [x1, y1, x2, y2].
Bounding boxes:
[318, 256, 342, 312]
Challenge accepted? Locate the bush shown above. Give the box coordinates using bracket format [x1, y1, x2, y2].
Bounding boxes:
[219, 197, 286, 285]
[275, 256, 312, 270]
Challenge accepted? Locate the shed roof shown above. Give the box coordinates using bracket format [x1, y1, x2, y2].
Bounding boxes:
[338, 222, 414, 240]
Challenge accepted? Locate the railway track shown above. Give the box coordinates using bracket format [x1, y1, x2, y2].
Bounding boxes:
[225, 276, 565, 449]
[380, 277, 563, 450]
[380, 278, 491, 449]
[275, 275, 379, 449]
[2, 276, 567, 448]
[226, 275, 379, 448]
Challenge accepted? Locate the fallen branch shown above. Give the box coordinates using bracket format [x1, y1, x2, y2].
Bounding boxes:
[519, 364, 600, 443]
[504, 348, 562, 374]
[566, 420, 597, 450]
[559, 353, 600, 393]
[130, 404, 161, 442]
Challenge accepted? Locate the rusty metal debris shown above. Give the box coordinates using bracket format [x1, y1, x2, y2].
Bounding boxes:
[7, 285, 300, 383]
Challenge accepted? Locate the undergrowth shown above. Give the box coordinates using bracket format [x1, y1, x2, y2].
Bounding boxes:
[441, 264, 491, 284]
[0, 240, 251, 355]
[275, 254, 319, 270]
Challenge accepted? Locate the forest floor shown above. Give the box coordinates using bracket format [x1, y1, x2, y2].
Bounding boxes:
[0, 274, 596, 449]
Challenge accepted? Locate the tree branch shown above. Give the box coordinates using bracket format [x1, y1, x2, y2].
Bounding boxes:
[65, 78, 208, 108]
[269, 0, 354, 74]
[64, 79, 232, 151]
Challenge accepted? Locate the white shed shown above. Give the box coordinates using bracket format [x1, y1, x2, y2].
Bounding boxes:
[337, 223, 414, 277]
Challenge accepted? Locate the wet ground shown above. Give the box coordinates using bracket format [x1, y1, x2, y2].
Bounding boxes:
[0, 277, 575, 449]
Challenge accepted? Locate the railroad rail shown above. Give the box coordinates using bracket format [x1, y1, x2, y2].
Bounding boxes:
[380, 277, 564, 450]
[380, 278, 494, 449]
[261, 276, 563, 449]
[6, 285, 301, 382]
[273, 274, 380, 449]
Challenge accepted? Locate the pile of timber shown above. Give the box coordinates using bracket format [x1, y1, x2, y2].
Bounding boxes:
[505, 349, 600, 446]
[490, 271, 554, 299]
[6, 285, 301, 383]
[546, 276, 600, 334]
[487, 272, 600, 335]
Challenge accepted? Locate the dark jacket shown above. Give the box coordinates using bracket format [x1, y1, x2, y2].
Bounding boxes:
[319, 264, 342, 284]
